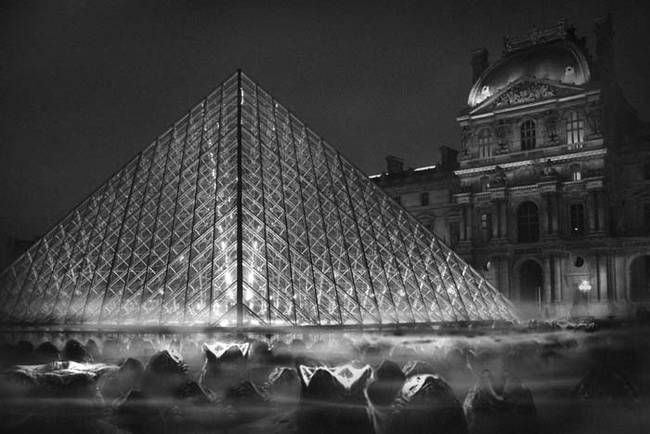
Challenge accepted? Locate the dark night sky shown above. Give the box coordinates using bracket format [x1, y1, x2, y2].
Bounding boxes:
[1, 0, 649, 240]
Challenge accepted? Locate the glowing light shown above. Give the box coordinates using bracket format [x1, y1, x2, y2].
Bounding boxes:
[578, 280, 592, 292]
[413, 164, 437, 172]
[225, 271, 233, 286]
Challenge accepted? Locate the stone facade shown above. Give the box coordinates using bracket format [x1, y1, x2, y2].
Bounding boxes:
[374, 16, 650, 319]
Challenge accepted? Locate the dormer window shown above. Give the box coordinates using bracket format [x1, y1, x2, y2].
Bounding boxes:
[478, 128, 492, 158]
[520, 120, 536, 150]
[562, 66, 577, 84]
[565, 111, 585, 146]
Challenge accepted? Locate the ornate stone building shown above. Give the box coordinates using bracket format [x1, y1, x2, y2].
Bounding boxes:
[375, 16, 650, 319]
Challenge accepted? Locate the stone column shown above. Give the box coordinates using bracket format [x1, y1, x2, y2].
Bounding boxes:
[543, 256, 552, 304]
[615, 255, 626, 301]
[552, 193, 559, 233]
[500, 202, 508, 240]
[546, 193, 554, 234]
[598, 253, 608, 302]
[492, 203, 499, 239]
[460, 205, 467, 241]
[597, 190, 606, 233]
[466, 204, 473, 242]
[587, 191, 596, 233]
[553, 256, 562, 303]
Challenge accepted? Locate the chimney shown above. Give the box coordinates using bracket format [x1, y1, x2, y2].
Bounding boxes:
[439, 146, 459, 171]
[386, 155, 404, 174]
[471, 48, 489, 83]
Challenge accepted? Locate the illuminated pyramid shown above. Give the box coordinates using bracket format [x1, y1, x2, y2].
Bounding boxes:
[0, 71, 517, 328]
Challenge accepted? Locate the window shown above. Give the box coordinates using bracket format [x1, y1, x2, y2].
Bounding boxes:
[566, 111, 585, 146]
[570, 203, 585, 234]
[449, 221, 460, 246]
[517, 201, 539, 243]
[571, 164, 582, 181]
[480, 176, 490, 192]
[481, 213, 491, 230]
[520, 120, 536, 150]
[420, 192, 430, 206]
[481, 213, 492, 241]
[478, 128, 492, 159]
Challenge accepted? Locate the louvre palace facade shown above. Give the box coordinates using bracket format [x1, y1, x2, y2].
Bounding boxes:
[375, 16, 650, 319]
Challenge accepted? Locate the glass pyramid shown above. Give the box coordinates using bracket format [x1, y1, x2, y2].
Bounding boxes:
[0, 71, 517, 328]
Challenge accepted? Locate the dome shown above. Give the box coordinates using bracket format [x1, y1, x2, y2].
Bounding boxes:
[468, 40, 591, 107]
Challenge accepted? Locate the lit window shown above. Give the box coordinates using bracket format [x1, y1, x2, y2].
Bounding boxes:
[481, 213, 492, 241]
[478, 129, 492, 159]
[420, 192, 430, 206]
[571, 164, 582, 181]
[570, 204, 585, 234]
[520, 120, 536, 150]
[517, 201, 539, 243]
[566, 111, 585, 146]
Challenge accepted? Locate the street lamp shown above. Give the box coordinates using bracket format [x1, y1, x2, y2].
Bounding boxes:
[578, 279, 592, 317]
[578, 280, 592, 293]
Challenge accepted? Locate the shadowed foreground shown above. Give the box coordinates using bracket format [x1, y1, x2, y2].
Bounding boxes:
[1, 323, 649, 434]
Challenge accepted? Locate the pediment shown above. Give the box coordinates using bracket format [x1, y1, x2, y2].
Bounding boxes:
[470, 77, 585, 114]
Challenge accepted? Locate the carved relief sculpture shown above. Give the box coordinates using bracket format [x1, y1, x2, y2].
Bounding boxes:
[493, 82, 557, 108]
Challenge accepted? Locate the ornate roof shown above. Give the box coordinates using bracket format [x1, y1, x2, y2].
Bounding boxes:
[468, 22, 591, 108]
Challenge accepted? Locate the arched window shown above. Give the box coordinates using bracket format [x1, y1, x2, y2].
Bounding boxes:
[565, 111, 585, 146]
[520, 120, 536, 150]
[517, 201, 539, 243]
[478, 129, 492, 158]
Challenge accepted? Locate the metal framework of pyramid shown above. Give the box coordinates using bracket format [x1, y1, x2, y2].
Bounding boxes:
[0, 71, 517, 329]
